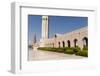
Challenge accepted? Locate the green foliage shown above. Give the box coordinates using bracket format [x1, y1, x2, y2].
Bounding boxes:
[82, 46, 88, 50]
[38, 46, 88, 57]
[38, 47, 66, 53]
[73, 46, 81, 53]
[65, 47, 74, 54]
[75, 46, 88, 57]
[75, 50, 88, 57]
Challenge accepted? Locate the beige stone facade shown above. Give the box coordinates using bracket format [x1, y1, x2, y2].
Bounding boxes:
[41, 26, 88, 49]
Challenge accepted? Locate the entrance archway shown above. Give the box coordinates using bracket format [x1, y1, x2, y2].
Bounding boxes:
[62, 41, 65, 47]
[67, 40, 71, 48]
[82, 37, 88, 47]
[74, 39, 78, 47]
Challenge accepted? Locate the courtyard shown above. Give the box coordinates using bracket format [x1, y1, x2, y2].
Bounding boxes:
[28, 49, 85, 61]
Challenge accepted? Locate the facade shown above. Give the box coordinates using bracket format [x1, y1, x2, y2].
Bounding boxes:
[33, 16, 88, 49]
[40, 26, 88, 49]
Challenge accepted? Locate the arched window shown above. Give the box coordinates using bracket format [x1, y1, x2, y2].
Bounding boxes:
[62, 41, 65, 47]
[82, 37, 88, 47]
[74, 39, 78, 47]
[58, 42, 61, 48]
[67, 40, 71, 48]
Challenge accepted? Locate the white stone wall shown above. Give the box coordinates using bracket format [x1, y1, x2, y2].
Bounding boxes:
[43, 26, 88, 49]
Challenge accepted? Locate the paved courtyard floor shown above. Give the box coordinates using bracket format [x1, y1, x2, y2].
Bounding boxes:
[28, 49, 86, 61]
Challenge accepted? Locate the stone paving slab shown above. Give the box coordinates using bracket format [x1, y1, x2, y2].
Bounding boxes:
[28, 49, 86, 61]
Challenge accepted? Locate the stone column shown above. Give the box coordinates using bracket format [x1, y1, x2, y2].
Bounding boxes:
[40, 16, 49, 47]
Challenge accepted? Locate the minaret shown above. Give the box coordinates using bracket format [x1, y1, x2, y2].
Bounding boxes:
[40, 16, 49, 47]
[42, 16, 49, 39]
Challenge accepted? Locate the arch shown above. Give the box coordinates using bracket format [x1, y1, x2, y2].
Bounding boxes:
[58, 42, 61, 48]
[62, 41, 65, 47]
[67, 40, 71, 48]
[82, 37, 88, 47]
[74, 39, 78, 47]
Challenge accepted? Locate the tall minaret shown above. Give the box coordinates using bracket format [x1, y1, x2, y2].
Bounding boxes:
[42, 16, 49, 39]
[40, 16, 49, 47]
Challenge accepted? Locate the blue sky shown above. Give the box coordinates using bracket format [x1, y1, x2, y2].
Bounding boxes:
[28, 15, 88, 45]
